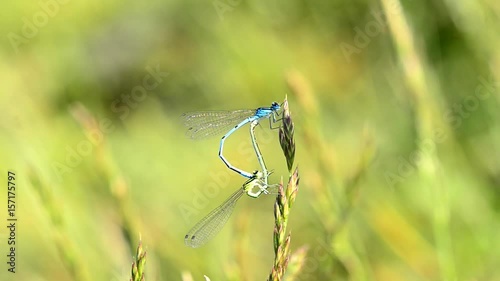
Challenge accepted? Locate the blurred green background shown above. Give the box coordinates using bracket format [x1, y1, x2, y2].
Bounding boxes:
[1, 0, 500, 280]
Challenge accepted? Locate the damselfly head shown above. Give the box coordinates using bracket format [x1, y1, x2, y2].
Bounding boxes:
[250, 170, 263, 178]
[271, 101, 280, 111]
[254, 170, 265, 179]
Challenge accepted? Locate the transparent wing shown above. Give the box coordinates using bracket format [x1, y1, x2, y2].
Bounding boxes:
[184, 187, 245, 248]
[181, 109, 255, 139]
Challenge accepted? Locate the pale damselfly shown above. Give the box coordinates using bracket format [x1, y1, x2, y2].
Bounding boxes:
[184, 120, 277, 248]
